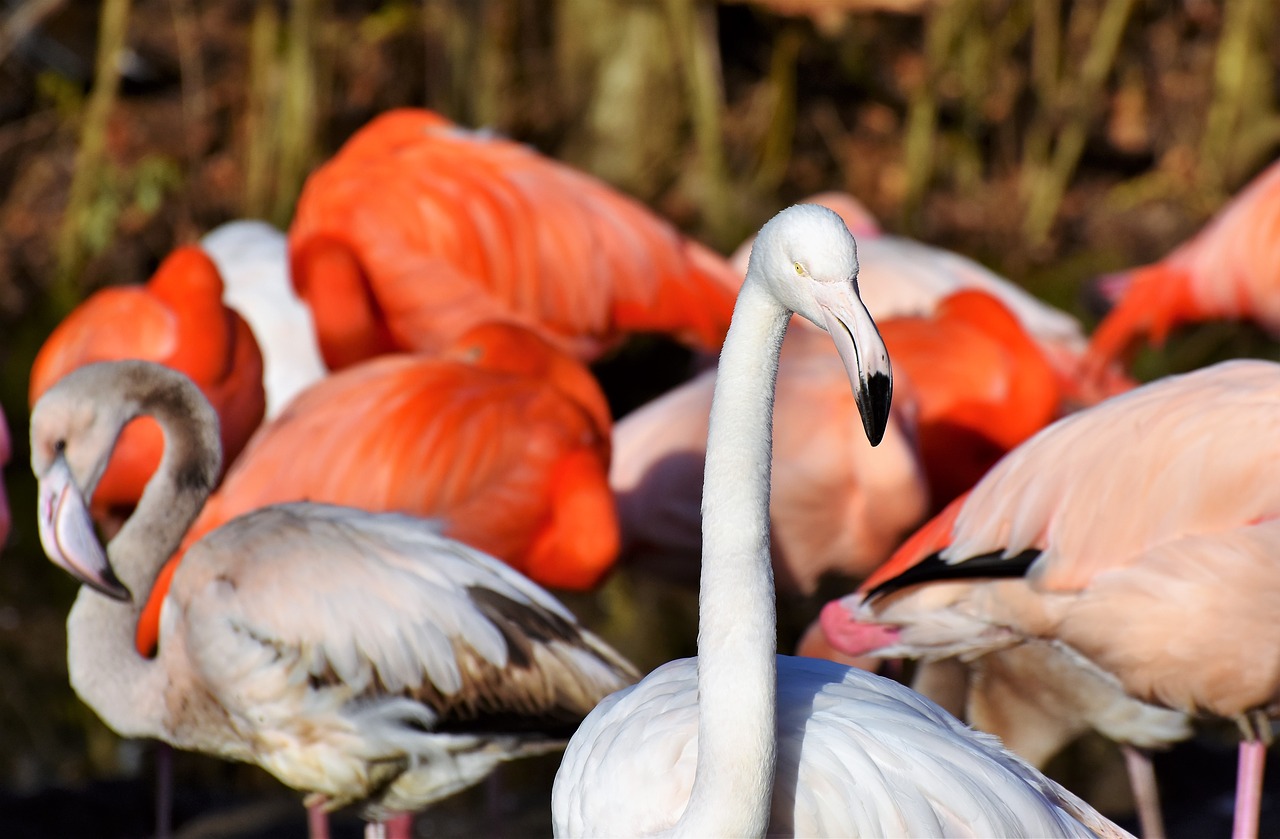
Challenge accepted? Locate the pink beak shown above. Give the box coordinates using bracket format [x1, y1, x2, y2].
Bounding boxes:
[817, 598, 901, 658]
[37, 454, 131, 602]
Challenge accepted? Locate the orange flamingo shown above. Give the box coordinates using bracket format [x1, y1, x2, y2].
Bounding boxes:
[132, 322, 616, 658]
[817, 360, 1280, 839]
[881, 289, 1065, 508]
[1088, 159, 1280, 372]
[29, 246, 265, 529]
[288, 108, 741, 370]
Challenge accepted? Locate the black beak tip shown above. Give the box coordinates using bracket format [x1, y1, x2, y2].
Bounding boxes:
[92, 566, 133, 603]
[859, 372, 893, 447]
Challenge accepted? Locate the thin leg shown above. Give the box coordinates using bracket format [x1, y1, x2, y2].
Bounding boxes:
[306, 799, 331, 839]
[364, 821, 387, 839]
[381, 813, 413, 839]
[1232, 739, 1267, 839]
[154, 741, 172, 839]
[1120, 744, 1165, 839]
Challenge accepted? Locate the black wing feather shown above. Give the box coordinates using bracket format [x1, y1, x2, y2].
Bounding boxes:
[866, 547, 1041, 601]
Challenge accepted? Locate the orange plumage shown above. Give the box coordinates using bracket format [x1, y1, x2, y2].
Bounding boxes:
[881, 290, 1064, 508]
[288, 108, 740, 370]
[1088, 158, 1280, 371]
[29, 247, 265, 526]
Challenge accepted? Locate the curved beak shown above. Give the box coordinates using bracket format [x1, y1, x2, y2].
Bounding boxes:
[811, 280, 893, 446]
[37, 454, 131, 602]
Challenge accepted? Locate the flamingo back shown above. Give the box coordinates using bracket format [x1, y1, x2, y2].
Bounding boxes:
[553, 655, 1123, 837]
[289, 108, 740, 368]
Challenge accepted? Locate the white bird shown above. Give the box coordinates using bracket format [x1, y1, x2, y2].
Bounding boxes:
[200, 220, 328, 417]
[30, 360, 638, 839]
[551, 204, 1131, 837]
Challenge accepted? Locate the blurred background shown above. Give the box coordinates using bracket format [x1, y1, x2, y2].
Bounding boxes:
[0, 0, 1278, 836]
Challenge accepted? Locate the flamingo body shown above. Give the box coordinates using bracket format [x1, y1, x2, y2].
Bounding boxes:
[171, 323, 616, 594]
[289, 108, 740, 369]
[158, 504, 634, 819]
[835, 360, 1280, 709]
[820, 360, 1280, 837]
[612, 287, 1066, 592]
[555, 654, 1121, 837]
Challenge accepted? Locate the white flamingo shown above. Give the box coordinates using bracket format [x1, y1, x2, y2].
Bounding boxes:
[551, 204, 1131, 837]
[30, 360, 637, 839]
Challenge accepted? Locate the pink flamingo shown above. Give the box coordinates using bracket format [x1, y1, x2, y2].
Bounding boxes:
[818, 359, 1280, 839]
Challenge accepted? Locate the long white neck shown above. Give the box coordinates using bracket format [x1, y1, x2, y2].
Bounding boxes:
[66, 379, 219, 739]
[674, 278, 787, 837]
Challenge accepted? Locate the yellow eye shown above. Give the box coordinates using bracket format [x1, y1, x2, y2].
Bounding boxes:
[793, 262, 805, 276]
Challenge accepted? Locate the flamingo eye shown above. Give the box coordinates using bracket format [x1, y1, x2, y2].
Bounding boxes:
[793, 262, 806, 276]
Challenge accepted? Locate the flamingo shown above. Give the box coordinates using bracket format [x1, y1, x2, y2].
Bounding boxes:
[287, 108, 742, 370]
[30, 359, 638, 839]
[131, 322, 615, 660]
[551, 204, 1130, 837]
[1087, 158, 1280, 373]
[29, 245, 266, 530]
[818, 359, 1280, 839]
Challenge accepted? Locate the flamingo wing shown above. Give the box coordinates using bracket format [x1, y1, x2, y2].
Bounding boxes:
[168, 504, 636, 810]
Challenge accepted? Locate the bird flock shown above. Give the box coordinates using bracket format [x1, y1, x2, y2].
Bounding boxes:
[12, 105, 1280, 838]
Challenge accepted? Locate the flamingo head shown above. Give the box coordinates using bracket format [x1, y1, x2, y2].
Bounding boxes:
[30, 370, 136, 601]
[748, 204, 893, 445]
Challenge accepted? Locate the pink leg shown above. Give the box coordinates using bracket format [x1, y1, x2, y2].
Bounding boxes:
[1120, 744, 1165, 839]
[1232, 739, 1267, 839]
[306, 800, 331, 839]
[383, 812, 414, 839]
